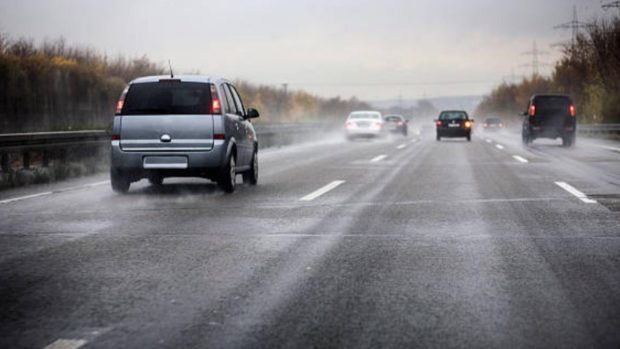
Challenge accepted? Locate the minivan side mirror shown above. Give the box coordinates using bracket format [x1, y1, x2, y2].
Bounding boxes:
[246, 108, 260, 119]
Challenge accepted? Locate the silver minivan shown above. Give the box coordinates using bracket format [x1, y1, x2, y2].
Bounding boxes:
[110, 75, 259, 193]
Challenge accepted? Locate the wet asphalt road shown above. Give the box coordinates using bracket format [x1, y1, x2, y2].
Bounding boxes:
[1, 130, 619, 348]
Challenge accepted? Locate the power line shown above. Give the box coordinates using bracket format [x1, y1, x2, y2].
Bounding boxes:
[553, 5, 594, 47]
[521, 40, 549, 76]
[602, 1, 620, 10]
[278, 80, 500, 87]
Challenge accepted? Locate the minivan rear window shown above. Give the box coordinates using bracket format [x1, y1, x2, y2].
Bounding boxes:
[121, 82, 213, 115]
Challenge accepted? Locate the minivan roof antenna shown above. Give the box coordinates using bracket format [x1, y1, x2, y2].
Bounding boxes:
[168, 60, 174, 78]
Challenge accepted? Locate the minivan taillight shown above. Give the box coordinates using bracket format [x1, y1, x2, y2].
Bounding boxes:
[115, 87, 128, 115]
[111, 134, 120, 141]
[210, 85, 221, 114]
[529, 104, 536, 117]
[569, 104, 576, 117]
[211, 99, 221, 114]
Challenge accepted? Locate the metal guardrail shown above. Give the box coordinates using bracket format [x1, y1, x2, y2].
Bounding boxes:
[578, 123, 620, 135]
[0, 124, 328, 174]
[0, 130, 109, 173]
[0, 130, 109, 151]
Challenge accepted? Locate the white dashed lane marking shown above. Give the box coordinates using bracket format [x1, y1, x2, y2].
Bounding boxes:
[512, 155, 529, 163]
[44, 339, 87, 349]
[555, 181, 597, 204]
[495, 144, 504, 150]
[300, 180, 346, 201]
[371, 155, 388, 162]
[397, 144, 407, 150]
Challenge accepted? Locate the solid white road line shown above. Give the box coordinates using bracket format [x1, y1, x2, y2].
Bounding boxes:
[397, 144, 407, 150]
[0, 180, 110, 206]
[371, 154, 388, 162]
[56, 180, 110, 193]
[555, 181, 597, 204]
[0, 192, 52, 205]
[512, 155, 529, 163]
[495, 144, 505, 150]
[596, 145, 620, 153]
[300, 180, 346, 201]
[44, 339, 88, 349]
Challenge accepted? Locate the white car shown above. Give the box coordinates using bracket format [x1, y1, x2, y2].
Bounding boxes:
[344, 111, 385, 140]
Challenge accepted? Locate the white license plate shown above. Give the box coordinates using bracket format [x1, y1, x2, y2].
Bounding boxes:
[143, 156, 188, 169]
[448, 124, 460, 128]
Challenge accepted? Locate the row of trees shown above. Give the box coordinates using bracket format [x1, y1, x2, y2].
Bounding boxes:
[0, 36, 165, 132]
[476, 14, 620, 124]
[0, 34, 372, 133]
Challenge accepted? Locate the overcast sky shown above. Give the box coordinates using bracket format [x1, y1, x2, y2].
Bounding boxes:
[0, 0, 612, 101]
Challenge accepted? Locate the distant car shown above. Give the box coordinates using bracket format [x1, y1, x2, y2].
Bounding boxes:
[110, 75, 260, 193]
[345, 111, 385, 140]
[482, 117, 504, 131]
[384, 115, 408, 136]
[521, 94, 576, 147]
[435, 110, 473, 141]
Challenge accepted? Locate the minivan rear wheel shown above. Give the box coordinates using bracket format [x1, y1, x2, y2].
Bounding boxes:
[111, 170, 130, 193]
[218, 155, 236, 193]
[243, 151, 258, 185]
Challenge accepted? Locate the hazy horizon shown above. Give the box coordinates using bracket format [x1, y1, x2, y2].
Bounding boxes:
[0, 0, 611, 101]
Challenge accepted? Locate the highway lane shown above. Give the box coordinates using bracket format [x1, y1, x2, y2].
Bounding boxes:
[0, 131, 619, 348]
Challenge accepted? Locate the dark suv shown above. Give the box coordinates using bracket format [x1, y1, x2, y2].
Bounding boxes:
[521, 94, 576, 147]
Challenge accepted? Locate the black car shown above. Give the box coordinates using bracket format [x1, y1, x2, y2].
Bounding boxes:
[384, 115, 408, 136]
[482, 117, 504, 131]
[522, 94, 576, 147]
[435, 110, 473, 141]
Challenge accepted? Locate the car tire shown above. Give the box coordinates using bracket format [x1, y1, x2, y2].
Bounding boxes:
[148, 175, 163, 186]
[522, 132, 532, 146]
[562, 133, 575, 148]
[436, 134, 441, 141]
[467, 133, 471, 141]
[111, 169, 130, 193]
[243, 150, 258, 185]
[218, 154, 236, 193]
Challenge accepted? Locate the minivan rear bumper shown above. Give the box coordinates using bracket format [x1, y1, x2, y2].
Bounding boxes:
[110, 139, 228, 180]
